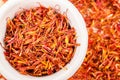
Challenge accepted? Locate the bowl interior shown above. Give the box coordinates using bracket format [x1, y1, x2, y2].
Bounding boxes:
[0, 0, 88, 80]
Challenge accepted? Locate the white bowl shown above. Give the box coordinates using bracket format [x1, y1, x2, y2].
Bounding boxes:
[0, 0, 88, 80]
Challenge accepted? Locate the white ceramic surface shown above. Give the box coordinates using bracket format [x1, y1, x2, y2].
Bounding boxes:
[0, 0, 88, 80]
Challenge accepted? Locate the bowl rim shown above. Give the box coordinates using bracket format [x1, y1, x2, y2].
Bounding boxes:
[0, 0, 88, 80]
